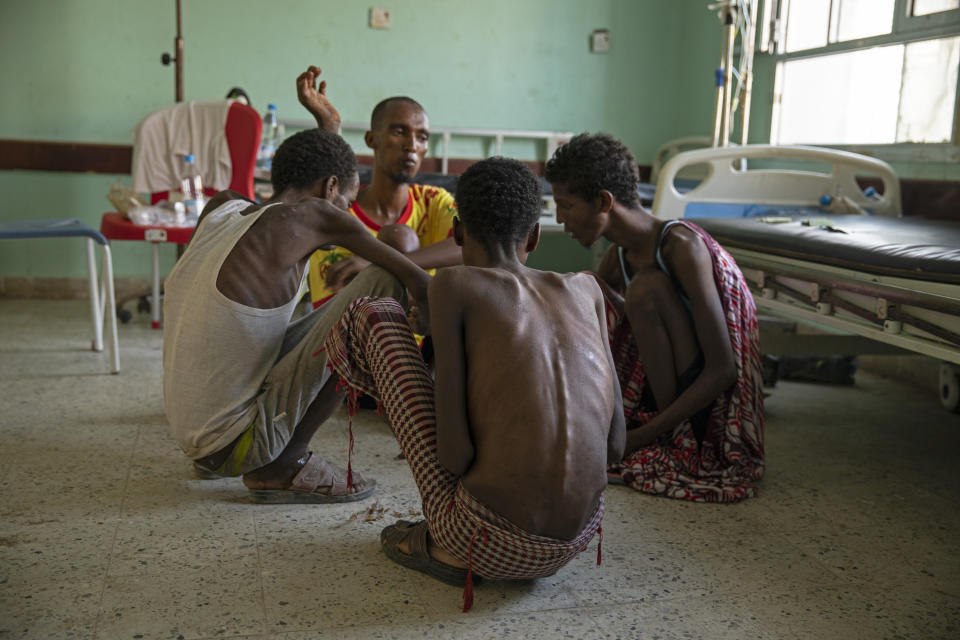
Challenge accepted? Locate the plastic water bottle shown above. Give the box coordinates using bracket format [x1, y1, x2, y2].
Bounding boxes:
[180, 154, 205, 223]
[258, 103, 279, 171]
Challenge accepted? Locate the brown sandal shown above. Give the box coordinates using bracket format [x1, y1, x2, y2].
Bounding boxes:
[248, 452, 376, 503]
[380, 520, 476, 587]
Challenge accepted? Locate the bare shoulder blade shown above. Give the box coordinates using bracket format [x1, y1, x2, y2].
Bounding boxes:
[459, 268, 617, 540]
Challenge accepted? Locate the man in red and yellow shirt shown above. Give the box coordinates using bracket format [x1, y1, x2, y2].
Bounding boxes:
[308, 182, 456, 306]
[297, 66, 461, 307]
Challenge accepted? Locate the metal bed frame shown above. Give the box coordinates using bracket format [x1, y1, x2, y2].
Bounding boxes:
[653, 144, 960, 411]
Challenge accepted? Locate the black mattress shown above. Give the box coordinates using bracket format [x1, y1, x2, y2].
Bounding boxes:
[692, 214, 960, 285]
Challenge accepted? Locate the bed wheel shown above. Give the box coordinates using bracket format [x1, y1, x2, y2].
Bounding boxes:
[941, 363, 960, 413]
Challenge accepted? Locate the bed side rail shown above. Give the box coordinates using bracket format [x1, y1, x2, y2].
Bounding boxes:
[652, 144, 902, 220]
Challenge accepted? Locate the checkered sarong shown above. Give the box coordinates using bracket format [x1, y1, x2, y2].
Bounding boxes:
[323, 297, 603, 586]
[603, 222, 765, 502]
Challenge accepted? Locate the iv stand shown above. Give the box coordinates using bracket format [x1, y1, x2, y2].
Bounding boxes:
[709, 0, 758, 148]
[739, 0, 760, 148]
[160, 0, 184, 102]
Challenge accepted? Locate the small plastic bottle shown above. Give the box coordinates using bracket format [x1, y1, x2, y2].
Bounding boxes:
[258, 104, 279, 171]
[180, 154, 205, 223]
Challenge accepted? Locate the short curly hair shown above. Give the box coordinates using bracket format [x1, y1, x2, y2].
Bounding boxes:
[271, 129, 357, 195]
[544, 133, 640, 208]
[455, 157, 542, 250]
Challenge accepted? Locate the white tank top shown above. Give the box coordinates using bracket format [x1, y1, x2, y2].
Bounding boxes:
[162, 199, 299, 459]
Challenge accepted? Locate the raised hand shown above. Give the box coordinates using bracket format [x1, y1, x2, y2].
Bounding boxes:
[296, 65, 341, 134]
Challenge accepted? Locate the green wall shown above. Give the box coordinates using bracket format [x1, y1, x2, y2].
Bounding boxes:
[0, 0, 723, 280]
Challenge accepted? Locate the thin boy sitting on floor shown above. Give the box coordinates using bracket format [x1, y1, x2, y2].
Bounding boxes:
[162, 128, 430, 502]
[323, 157, 626, 611]
[545, 133, 764, 502]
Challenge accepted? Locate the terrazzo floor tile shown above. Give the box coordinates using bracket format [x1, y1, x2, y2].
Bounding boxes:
[232, 608, 604, 639]
[876, 590, 960, 640]
[118, 466, 259, 521]
[258, 535, 436, 631]
[0, 515, 118, 584]
[587, 595, 800, 640]
[710, 581, 916, 640]
[95, 566, 266, 640]
[0, 577, 103, 640]
[551, 541, 716, 607]
[0, 426, 139, 477]
[781, 525, 960, 598]
[598, 486, 773, 540]
[440, 577, 580, 617]
[2, 299, 959, 639]
[0, 463, 129, 523]
[399, 609, 604, 640]
[108, 514, 259, 578]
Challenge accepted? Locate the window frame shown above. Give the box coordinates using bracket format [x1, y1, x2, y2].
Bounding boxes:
[765, 0, 960, 157]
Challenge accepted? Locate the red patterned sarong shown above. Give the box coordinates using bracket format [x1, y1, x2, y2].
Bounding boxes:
[604, 222, 765, 502]
[323, 297, 603, 606]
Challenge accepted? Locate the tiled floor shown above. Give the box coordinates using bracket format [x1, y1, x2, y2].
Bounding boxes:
[1, 299, 958, 639]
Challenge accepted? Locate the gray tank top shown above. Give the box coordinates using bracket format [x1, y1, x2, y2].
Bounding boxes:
[162, 199, 300, 459]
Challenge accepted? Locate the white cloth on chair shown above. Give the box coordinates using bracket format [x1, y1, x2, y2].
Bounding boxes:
[131, 99, 234, 194]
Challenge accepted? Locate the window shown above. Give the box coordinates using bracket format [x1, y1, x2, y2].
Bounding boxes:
[914, 0, 960, 16]
[767, 0, 960, 146]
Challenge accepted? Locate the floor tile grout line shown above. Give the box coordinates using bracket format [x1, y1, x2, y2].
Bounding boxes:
[252, 506, 270, 632]
[91, 417, 143, 640]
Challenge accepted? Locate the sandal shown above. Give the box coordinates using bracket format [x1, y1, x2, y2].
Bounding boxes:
[380, 520, 477, 587]
[248, 452, 376, 504]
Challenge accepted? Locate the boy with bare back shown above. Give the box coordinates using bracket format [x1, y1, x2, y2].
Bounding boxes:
[162, 128, 430, 502]
[323, 157, 625, 610]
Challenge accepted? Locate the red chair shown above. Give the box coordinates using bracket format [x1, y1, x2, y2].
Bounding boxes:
[101, 101, 262, 327]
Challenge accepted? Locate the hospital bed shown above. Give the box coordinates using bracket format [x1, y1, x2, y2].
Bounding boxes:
[651, 144, 960, 412]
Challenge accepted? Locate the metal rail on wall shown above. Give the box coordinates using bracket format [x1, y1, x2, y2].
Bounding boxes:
[282, 119, 574, 176]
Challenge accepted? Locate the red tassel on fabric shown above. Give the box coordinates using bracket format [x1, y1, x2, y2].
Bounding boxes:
[312, 346, 326, 357]
[462, 530, 477, 612]
[596, 524, 603, 566]
[462, 527, 488, 613]
[340, 385, 357, 491]
[346, 419, 354, 490]
[462, 571, 474, 613]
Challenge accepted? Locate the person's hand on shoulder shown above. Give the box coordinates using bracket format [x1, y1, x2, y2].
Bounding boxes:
[296, 65, 341, 134]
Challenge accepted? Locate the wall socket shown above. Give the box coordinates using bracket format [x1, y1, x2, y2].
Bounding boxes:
[370, 8, 391, 29]
[590, 29, 610, 53]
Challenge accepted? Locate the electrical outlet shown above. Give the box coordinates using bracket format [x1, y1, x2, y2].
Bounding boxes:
[370, 8, 391, 29]
[590, 29, 610, 53]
